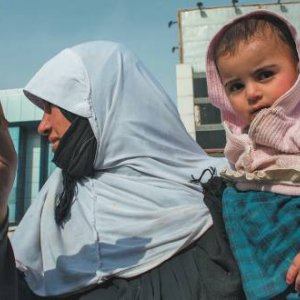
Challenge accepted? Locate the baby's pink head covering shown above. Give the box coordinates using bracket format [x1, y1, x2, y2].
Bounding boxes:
[206, 10, 300, 133]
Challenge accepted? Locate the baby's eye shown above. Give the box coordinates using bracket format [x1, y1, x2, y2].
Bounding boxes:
[257, 70, 274, 81]
[227, 82, 244, 93]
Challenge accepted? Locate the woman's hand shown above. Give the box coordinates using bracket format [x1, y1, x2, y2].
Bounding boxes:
[286, 252, 300, 292]
[0, 102, 17, 224]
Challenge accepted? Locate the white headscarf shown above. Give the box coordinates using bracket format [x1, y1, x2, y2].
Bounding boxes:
[12, 41, 227, 296]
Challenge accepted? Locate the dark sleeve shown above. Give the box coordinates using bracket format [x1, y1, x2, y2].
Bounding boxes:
[0, 211, 18, 300]
[201, 176, 246, 300]
[0, 212, 41, 300]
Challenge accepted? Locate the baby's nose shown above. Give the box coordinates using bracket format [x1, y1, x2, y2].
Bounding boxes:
[246, 82, 262, 104]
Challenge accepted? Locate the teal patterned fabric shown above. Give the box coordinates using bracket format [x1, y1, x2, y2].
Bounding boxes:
[223, 187, 300, 300]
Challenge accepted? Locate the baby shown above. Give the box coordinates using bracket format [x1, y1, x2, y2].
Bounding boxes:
[206, 10, 300, 299]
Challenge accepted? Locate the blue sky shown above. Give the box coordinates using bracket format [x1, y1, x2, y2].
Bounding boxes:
[0, 0, 275, 101]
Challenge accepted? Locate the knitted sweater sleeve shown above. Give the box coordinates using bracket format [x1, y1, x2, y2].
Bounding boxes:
[249, 107, 300, 154]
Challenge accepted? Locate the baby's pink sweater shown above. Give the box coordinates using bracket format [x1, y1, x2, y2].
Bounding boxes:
[206, 10, 300, 195]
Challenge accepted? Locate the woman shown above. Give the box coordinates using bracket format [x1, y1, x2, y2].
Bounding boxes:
[0, 41, 244, 299]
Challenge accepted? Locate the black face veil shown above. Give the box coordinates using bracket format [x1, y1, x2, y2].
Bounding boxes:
[52, 108, 97, 226]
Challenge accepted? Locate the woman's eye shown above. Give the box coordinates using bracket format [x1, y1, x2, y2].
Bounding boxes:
[258, 70, 274, 81]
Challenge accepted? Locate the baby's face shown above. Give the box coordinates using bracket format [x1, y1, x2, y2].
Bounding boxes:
[217, 33, 299, 125]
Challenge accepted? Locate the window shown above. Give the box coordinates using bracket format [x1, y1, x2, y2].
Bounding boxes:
[198, 103, 221, 125]
[7, 122, 56, 224]
[196, 129, 226, 149]
[193, 77, 208, 98]
[7, 127, 20, 223]
[47, 144, 56, 176]
[39, 136, 56, 188]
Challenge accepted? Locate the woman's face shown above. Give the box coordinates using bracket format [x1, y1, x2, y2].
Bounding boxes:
[38, 102, 71, 151]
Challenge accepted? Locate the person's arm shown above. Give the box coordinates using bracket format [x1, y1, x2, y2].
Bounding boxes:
[0, 101, 17, 224]
[0, 101, 18, 299]
[286, 253, 300, 292]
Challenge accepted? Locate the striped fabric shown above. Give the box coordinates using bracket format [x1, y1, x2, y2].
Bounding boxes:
[223, 187, 300, 300]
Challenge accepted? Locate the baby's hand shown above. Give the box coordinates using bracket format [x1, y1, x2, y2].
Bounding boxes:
[286, 253, 300, 291]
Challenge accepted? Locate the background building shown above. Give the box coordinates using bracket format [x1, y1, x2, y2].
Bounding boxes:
[0, 89, 55, 224]
[176, 1, 300, 153]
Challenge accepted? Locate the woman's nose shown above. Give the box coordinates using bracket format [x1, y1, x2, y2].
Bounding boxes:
[37, 113, 51, 136]
[246, 82, 262, 104]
